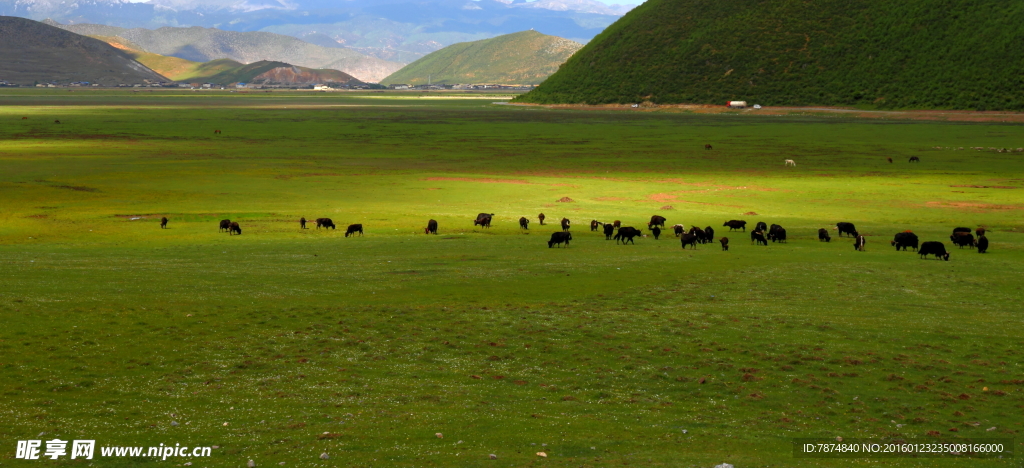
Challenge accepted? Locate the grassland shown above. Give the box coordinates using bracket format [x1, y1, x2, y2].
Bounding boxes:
[1, 90, 1023, 467]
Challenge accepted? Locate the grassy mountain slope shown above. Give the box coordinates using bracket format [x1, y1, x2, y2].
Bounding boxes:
[177, 58, 245, 82]
[0, 16, 168, 85]
[517, 0, 1024, 110]
[53, 22, 404, 82]
[381, 30, 582, 85]
[94, 35, 203, 80]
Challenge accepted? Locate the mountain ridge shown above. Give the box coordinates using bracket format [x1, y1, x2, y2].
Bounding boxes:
[1, 0, 634, 63]
[0, 16, 168, 85]
[51, 21, 404, 82]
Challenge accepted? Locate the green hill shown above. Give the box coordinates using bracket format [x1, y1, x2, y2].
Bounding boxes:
[381, 30, 582, 85]
[517, 0, 1024, 110]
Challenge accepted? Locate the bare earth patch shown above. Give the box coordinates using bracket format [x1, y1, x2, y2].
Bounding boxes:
[52, 184, 99, 192]
[556, 197, 575, 203]
[274, 173, 345, 180]
[425, 177, 533, 184]
[648, 193, 746, 208]
[925, 202, 1023, 212]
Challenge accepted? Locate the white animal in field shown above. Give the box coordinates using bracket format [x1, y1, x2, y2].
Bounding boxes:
[784, 159, 796, 166]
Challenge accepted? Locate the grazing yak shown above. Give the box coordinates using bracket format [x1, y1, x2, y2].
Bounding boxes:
[648, 215, 667, 229]
[704, 226, 715, 243]
[977, 235, 989, 253]
[603, 223, 615, 240]
[854, 235, 866, 251]
[887, 157, 893, 163]
[474, 213, 494, 228]
[160, 217, 168, 229]
[614, 227, 642, 245]
[538, 213, 546, 225]
[548, 232, 572, 248]
[219, 219, 232, 232]
[909, 156, 920, 162]
[836, 222, 857, 237]
[613, 220, 622, 228]
[316, 218, 336, 230]
[680, 233, 699, 249]
[723, 220, 747, 231]
[561, 218, 571, 232]
[950, 232, 975, 249]
[590, 220, 602, 231]
[975, 227, 986, 238]
[519, 217, 530, 230]
[719, 237, 729, 251]
[672, 224, 685, 237]
[426, 219, 438, 234]
[229, 222, 242, 235]
[891, 231, 919, 251]
[345, 224, 364, 237]
[818, 228, 831, 242]
[919, 241, 950, 260]
[300, 217, 307, 229]
[751, 230, 768, 246]
[952, 227, 972, 235]
[651, 226, 662, 240]
[755, 221, 768, 233]
[704, 144, 713, 150]
[689, 226, 708, 244]
[768, 225, 787, 243]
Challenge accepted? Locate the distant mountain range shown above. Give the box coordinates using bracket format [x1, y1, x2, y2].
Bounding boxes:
[0, 16, 167, 85]
[382, 30, 581, 85]
[0, 0, 635, 63]
[99, 35, 362, 84]
[49, 20, 402, 82]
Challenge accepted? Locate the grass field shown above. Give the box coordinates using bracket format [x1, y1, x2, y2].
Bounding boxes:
[1, 90, 1023, 467]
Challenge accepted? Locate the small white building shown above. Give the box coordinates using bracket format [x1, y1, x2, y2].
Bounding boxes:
[313, 84, 334, 91]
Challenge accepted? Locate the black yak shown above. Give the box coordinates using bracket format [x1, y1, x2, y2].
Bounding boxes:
[548, 232, 572, 248]
[919, 241, 950, 260]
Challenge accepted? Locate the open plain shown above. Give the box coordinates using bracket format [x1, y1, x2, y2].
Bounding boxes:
[1, 90, 1023, 467]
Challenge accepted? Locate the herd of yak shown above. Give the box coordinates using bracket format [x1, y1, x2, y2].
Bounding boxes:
[467, 213, 984, 259]
[153, 212, 985, 260]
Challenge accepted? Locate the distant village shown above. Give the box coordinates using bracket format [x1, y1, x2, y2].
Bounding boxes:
[386, 84, 539, 90]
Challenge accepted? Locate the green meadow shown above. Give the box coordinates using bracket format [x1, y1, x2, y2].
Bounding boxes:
[1, 90, 1023, 467]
